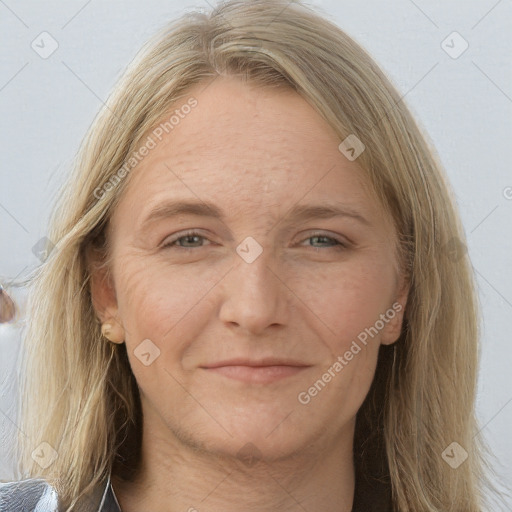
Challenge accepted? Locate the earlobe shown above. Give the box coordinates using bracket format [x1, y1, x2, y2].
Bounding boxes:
[381, 278, 410, 346]
[101, 319, 125, 344]
[87, 247, 125, 342]
[380, 301, 407, 345]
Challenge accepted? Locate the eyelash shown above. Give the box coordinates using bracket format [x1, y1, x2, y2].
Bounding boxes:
[162, 230, 348, 251]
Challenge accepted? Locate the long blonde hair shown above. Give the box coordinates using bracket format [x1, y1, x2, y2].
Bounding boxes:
[15, 0, 500, 510]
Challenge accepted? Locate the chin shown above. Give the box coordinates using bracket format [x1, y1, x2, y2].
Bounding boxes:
[164, 409, 303, 460]
[178, 413, 319, 464]
[203, 433, 309, 464]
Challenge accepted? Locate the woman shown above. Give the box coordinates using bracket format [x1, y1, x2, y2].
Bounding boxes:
[0, 0, 500, 510]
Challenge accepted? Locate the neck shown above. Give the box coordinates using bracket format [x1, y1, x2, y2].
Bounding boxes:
[112, 411, 356, 512]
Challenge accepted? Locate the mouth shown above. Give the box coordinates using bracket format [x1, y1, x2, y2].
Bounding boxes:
[200, 358, 311, 384]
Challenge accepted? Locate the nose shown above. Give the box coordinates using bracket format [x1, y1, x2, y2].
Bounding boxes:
[218, 248, 290, 336]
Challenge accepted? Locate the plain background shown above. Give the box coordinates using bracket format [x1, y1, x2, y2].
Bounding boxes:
[1, 0, 511, 505]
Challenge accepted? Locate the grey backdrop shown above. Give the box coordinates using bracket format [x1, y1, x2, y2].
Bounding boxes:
[1, 0, 511, 505]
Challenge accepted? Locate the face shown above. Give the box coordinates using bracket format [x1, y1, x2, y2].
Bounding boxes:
[91, 75, 408, 461]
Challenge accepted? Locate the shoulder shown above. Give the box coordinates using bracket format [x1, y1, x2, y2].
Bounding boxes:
[0, 478, 59, 511]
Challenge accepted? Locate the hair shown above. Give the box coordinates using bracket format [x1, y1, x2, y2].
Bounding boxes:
[14, 0, 504, 510]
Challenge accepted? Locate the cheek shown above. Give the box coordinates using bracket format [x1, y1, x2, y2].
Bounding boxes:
[114, 243, 395, 379]
[113, 254, 222, 360]
[290, 255, 396, 354]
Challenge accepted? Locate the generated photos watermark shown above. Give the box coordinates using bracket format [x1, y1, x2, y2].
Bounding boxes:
[297, 302, 403, 405]
[93, 96, 198, 200]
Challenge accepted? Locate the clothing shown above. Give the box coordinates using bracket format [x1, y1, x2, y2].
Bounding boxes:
[0, 474, 120, 512]
[0, 468, 392, 511]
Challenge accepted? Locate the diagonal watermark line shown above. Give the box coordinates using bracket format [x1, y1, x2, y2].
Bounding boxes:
[201, 0, 237, 32]
[0, 62, 29, 93]
[472, 61, 512, 105]
[162, 367, 234, 437]
[0, 201, 29, 233]
[196, 73, 222, 96]
[0, 406, 29, 439]
[474, 396, 512, 437]
[471, 0, 504, 30]
[61, 61, 122, 121]
[262, 0, 295, 29]
[61, 0, 93, 29]
[162, 161, 339, 359]
[46, 161, 63, 184]
[264, 164, 337, 236]
[264, 470, 309, 512]
[0, 0, 29, 28]
[470, 205, 499, 233]
[199, 469, 234, 503]
[396, 62, 440, 99]
[371, 62, 439, 131]
[407, 0, 439, 28]
[265, 410, 293, 438]
[61, 60, 105, 103]
[475, 268, 512, 309]
[263, 0, 319, 30]
[162, 159, 338, 357]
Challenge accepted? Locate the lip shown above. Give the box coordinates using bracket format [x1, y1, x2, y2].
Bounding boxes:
[202, 357, 310, 369]
[200, 358, 311, 384]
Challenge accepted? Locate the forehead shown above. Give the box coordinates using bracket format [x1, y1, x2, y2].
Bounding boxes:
[112, 76, 385, 230]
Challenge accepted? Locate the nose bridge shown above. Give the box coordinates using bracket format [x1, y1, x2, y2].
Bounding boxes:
[219, 242, 288, 333]
[235, 244, 275, 297]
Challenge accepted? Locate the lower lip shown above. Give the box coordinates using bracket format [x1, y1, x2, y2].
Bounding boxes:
[203, 365, 309, 384]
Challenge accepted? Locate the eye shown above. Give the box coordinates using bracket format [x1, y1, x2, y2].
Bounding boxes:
[161, 230, 348, 251]
[162, 230, 211, 250]
[299, 232, 347, 251]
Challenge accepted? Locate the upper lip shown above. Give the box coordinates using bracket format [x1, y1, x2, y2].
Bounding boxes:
[201, 357, 311, 368]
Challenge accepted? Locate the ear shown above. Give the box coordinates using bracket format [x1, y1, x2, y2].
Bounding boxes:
[380, 275, 409, 346]
[87, 245, 125, 344]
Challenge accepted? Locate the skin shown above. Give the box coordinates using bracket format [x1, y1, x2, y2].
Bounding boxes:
[90, 75, 409, 512]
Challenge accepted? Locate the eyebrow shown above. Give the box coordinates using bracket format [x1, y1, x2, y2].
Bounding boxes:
[139, 200, 371, 229]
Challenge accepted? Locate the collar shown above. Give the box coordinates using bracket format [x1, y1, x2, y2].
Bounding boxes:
[88, 473, 122, 512]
